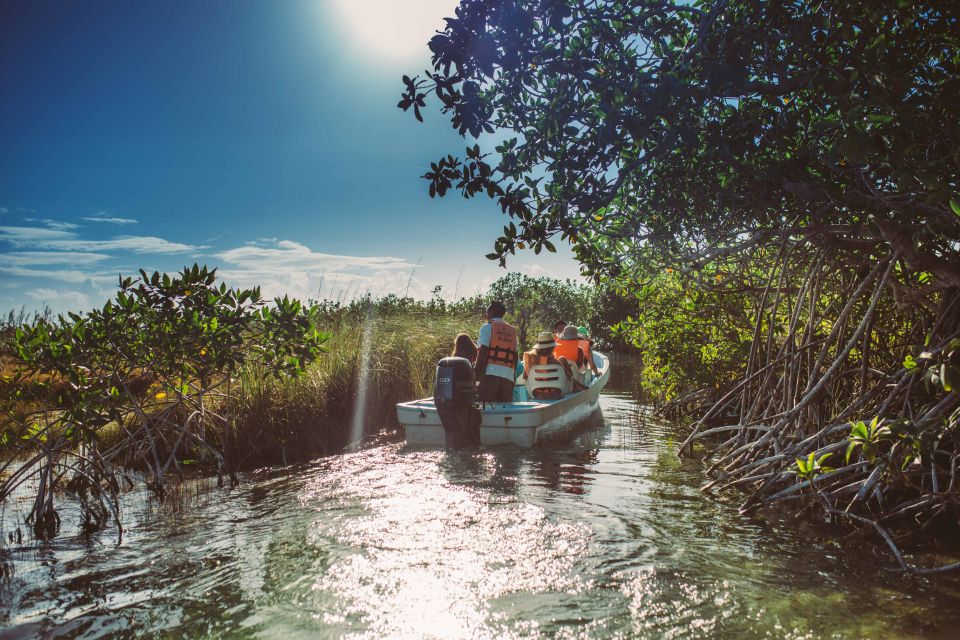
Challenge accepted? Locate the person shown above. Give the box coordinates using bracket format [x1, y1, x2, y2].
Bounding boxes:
[553, 319, 567, 338]
[452, 333, 478, 363]
[576, 326, 600, 376]
[475, 300, 519, 402]
[554, 325, 587, 372]
[523, 331, 579, 399]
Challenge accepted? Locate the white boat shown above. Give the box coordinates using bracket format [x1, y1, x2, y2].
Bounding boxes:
[397, 352, 610, 447]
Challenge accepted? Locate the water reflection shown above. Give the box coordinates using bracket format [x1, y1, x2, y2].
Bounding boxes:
[2, 356, 960, 638]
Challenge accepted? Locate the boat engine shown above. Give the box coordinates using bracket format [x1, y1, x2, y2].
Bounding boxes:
[434, 357, 480, 448]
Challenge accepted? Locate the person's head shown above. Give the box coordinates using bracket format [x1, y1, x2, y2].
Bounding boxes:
[486, 300, 507, 320]
[452, 333, 478, 361]
[561, 325, 580, 341]
[535, 331, 556, 356]
[553, 319, 566, 334]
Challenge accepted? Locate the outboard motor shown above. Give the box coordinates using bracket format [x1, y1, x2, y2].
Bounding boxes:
[434, 357, 480, 449]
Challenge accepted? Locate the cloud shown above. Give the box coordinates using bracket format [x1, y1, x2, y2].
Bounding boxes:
[0, 251, 111, 267]
[81, 214, 138, 225]
[518, 263, 557, 279]
[0, 225, 206, 254]
[215, 239, 414, 273]
[24, 217, 81, 231]
[0, 266, 117, 285]
[212, 239, 424, 301]
[26, 288, 95, 310]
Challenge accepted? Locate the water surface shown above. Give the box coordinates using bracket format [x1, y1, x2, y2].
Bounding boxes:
[3, 358, 959, 638]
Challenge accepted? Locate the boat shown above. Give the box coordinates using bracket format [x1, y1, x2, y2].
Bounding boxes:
[397, 352, 610, 447]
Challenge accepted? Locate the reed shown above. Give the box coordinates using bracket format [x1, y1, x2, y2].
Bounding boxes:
[225, 310, 480, 467]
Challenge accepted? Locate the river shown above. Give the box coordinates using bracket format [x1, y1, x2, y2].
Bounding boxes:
[3, 357, 960, 638]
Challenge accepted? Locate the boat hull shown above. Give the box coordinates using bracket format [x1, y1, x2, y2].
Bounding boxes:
[398, 353, 610, 447]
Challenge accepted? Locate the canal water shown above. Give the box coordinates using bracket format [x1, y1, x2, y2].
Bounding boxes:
[3, 357, 960, 638]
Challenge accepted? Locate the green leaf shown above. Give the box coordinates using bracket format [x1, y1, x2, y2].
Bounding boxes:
[950, 198, 960, 217]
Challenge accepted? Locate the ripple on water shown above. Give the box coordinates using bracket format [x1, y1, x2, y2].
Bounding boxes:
[295, 446, 594, 638]
[4, 372, 960, 638]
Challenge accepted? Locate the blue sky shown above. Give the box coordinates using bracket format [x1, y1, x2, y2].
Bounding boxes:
[0, 0, 580, 314]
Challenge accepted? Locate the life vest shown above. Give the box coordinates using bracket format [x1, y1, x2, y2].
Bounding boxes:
[486, 321, 518, 368]
[554, 338, 581, 363]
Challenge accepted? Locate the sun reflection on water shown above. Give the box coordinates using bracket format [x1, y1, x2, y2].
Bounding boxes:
[300, 448, 593, 638]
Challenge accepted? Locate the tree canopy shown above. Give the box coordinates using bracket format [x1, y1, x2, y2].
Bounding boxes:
[400, 0, 959, 286]
[402, 0, 960, 569]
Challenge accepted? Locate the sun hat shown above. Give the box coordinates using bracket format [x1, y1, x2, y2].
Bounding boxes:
[536, 331, 557, 349]
[561, 325, 579, 340]
[577, 326, 589, 338]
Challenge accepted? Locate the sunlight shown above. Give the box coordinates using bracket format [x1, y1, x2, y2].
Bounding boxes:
[325, 0, 458, 64]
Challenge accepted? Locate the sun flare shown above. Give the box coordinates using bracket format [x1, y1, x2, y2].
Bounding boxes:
[325, 0, 459, 64]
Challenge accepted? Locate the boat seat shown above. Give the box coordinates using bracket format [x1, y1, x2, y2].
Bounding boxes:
[526, 364, 571, 399]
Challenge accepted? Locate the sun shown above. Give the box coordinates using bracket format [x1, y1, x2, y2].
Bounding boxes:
[325, 0, 459, 64]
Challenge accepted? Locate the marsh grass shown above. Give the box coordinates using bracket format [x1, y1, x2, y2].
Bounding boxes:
[226, 310, 480, 467]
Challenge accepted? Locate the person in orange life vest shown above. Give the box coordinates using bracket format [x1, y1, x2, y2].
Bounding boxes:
[523, 331, 579, 399]
[554, 325, 588, 372]
[475, 300, 519, 402]
[576, 326, 600, 376]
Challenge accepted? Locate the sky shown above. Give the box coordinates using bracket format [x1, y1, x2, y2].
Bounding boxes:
[0, 0, 581, 315]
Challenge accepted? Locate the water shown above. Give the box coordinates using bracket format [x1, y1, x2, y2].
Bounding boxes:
[3, 358, 960, 638]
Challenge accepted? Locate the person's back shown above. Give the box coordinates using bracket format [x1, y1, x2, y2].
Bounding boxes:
[554, 325, 586, 369]
[525, 331, 576, 399]
[475, 301, 518, 402]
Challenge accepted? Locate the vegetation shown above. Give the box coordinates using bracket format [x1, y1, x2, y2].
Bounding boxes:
[0, 270, 598, 539]
[402, 0, 960, 571]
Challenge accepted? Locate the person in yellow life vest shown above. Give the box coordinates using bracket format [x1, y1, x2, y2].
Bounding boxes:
[576, 326, 600, 376]
[475, 300, 518, 402]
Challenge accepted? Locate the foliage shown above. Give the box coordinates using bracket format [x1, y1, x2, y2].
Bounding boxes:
[402, 0, 960, 569]
[401, 0, 959, 284]
[484, 272, 592, 347]
[1, 265, 328, 538]
[793, 452, 834, 481]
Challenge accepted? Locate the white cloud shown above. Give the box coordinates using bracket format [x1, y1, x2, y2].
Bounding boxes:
[518, 263, 557, 279]
[215, 239, 413, 273]
[0, 266, 117, 285]
[0, 225, 75, 244]
[212, 239, 424, 301]
[0, 225, 206, 254]
[26, 288, 94, 311]
[0, 251, 111, 267]
[54, 235, 207, 253]
[81, 215, 138, 225]
[24, 217, 81, 231]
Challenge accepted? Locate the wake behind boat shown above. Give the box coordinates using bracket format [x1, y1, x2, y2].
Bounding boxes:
[397, 352, 610, 447]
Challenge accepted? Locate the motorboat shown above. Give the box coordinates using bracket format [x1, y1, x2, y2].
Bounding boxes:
[397, 352, 610, 447]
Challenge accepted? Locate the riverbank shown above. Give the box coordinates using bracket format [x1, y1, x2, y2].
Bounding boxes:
[4, 361, 959, 638]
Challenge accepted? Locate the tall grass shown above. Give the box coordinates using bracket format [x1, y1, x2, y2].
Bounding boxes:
[225, 309, 481, 467]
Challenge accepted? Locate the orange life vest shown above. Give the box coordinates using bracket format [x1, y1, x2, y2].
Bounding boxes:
[553, 338, 581, 362]
[486, 321, 518, 368]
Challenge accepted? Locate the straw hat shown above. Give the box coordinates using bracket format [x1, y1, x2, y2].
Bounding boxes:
[561, 325, 579, 340]
[535, 331, 557, 349]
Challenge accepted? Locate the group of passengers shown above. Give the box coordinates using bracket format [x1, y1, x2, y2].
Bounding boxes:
[451, 301, 598, 402]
